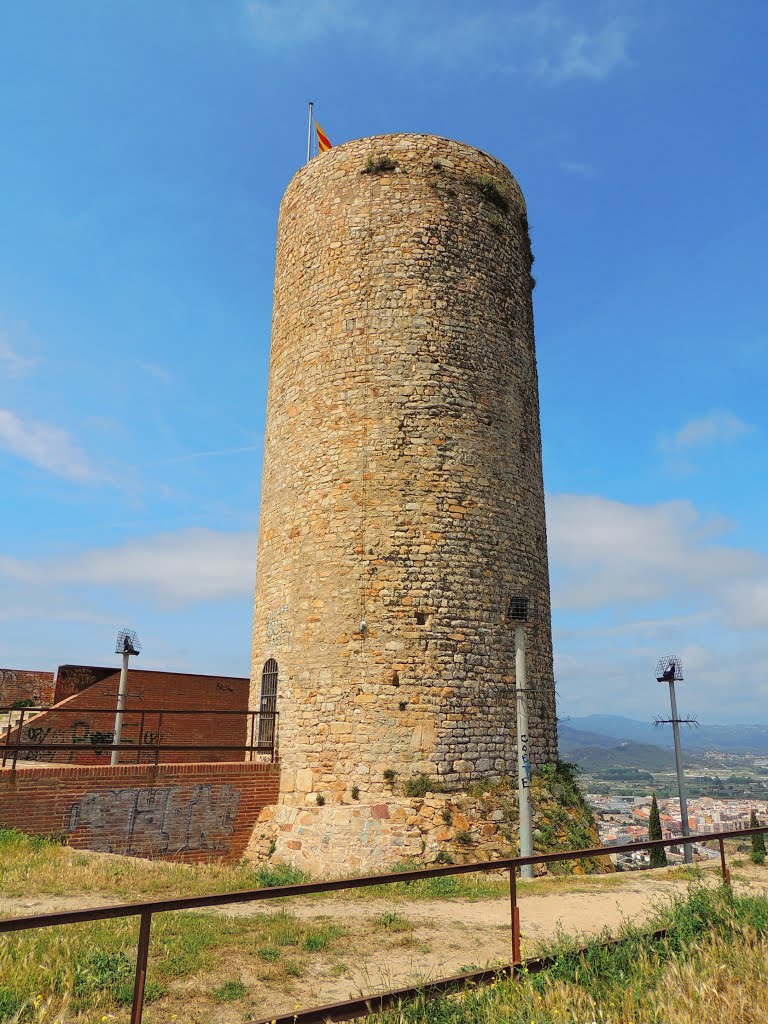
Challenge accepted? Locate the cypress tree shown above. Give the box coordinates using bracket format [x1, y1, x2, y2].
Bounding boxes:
[649, 793, 667, 868]
[750, 809, 766, 864]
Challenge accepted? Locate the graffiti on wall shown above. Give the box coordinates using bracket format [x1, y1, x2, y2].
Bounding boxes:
[66, 783, 242, 855]
[17, 717, 162, 762]
[0, 668, 55, 706]
[54, 665, 115, 702]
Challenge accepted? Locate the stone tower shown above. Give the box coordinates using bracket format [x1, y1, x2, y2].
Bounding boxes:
[250, 134, 557, 804]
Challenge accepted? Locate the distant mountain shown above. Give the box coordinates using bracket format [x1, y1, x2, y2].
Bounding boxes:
[562, 715, 768, 755]
[559, 724, 677, 772]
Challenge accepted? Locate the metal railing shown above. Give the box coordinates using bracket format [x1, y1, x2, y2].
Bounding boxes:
[0, 706, 278, 767]
[0, 824, 765, 1024]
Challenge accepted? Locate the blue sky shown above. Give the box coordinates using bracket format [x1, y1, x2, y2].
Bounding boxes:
[1, 1, 766, 724]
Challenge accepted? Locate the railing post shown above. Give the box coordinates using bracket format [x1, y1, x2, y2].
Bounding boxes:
[130, 910, 152, 1024]
[509, 866, 521, 965]
[2, 708, 14, 767]
[718, 836, 731, 888]
[155, 713, 163, 765]
[12, 708, 25, 770]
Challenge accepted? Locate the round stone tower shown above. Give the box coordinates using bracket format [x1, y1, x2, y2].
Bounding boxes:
[250, 134, 557, 804]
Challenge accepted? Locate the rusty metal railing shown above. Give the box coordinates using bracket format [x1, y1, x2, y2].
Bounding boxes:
[0, 706, 278, 767]
[0, 824, 765, 1024]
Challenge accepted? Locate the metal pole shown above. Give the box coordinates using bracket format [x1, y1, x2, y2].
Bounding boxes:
[306, 101, 314, 163]
[515, 624, 534, 879]
[718, 836, 731, 888]
[509, 867, 521, 963]
[130, 910, 152, 1024]
[668, 679, 692, 864]
[111, 650, 130, 767]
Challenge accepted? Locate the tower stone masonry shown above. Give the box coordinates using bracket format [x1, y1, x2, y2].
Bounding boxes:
[250, 134, 557, 805]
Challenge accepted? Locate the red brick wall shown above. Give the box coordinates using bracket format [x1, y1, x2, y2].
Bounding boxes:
[0, 669, 55, 706]
[9, 670, 250, 765]
[0, 761, 280, 863]
[54, 665, 115, 703]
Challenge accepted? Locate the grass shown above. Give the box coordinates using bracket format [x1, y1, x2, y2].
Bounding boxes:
[474, 174, 509, 212]
[211, 978, 246, 1002]
[369, 885, 768, 1024]
[0, 899, 346, 1020]
[0, 827, 310, 901]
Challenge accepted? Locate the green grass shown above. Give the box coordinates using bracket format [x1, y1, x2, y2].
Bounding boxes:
[369, 885, 768, 1024]
[211, 978, 247, 1001]
[0, 903, 346, 1019]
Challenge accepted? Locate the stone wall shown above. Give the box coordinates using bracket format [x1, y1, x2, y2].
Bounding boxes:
[248, 769, 611, 877]
[251, 133, 557, 802]
[248, 793, 513, 875]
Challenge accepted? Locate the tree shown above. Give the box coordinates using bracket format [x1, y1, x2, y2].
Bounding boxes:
[750, 809, 766, 865]
[649, 793, 667, 868]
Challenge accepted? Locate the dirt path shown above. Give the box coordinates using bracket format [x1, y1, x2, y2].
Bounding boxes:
[4, 866, 765, 1022]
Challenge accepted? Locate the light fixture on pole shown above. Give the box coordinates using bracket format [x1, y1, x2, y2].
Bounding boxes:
[654, 655, 697, 865]
[112, 628, 141, 766]
[508, 595, 534, 880]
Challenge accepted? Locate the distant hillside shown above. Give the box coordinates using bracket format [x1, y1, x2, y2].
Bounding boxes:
[563, 715, 768, 755]
[559, 725, 677, 773]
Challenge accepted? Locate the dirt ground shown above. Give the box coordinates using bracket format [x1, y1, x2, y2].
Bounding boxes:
[4, 861, 767, 1022]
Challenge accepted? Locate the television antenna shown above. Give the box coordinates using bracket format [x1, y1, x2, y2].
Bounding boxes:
[653, 655, 697, 864]
[112, 629, 141, 765]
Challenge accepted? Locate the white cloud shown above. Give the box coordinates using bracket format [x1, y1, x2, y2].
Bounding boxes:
[547, 493, 768, 626]
[136, 360, 174, 383]
[661, 411, 752, 451]
[0, 409, 97, 481]
[535, 24, 628, 80]
[244, 1, 632, 82]
[560, 160, 594, 177]
[0, 528, 258, 604]
[0, 333, 38, 378]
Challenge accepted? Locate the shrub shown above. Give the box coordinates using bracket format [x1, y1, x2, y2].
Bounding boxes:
[475, 174, 509, 212]
[351, 784, 360, 800]
[253, 862, 309, 888]
[404, 773, 444, 797]
[315, 793, 326, 806]
[363, 155, 398, 174]
[455, 830, 474, 846]
[383, 768, 397, 784]
[489, 211, 505, 234]
[751, 809, 767, 864]
[649, 794, 668, 868]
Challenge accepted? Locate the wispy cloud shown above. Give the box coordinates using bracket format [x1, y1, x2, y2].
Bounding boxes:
[560, 160, 594, 177]
[0, 333, 38, 378]
[534, 23, 628, 80]
[244, 1, 632, 83]
[162, 445, 261, 464]
[661, 411, 753, 452]
[0, 528, 258, 604]
[136, 360, 174, 383]
[547, 493, 768, 627]
[0, 409, 98, 481]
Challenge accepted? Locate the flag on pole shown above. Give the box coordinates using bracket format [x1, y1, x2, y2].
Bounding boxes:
[315, 122, 332, 153]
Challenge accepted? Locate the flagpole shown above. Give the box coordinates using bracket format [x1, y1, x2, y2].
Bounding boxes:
[306, 101, 314, 164]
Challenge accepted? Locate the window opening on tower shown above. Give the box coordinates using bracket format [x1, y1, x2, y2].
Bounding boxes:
[258, 658, 278, 746]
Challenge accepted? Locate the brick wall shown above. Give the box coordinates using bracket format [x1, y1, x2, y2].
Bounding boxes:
[0, 668, 55, 706]
[0, 760, 280, 863]
[8, 670, 250, 765]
